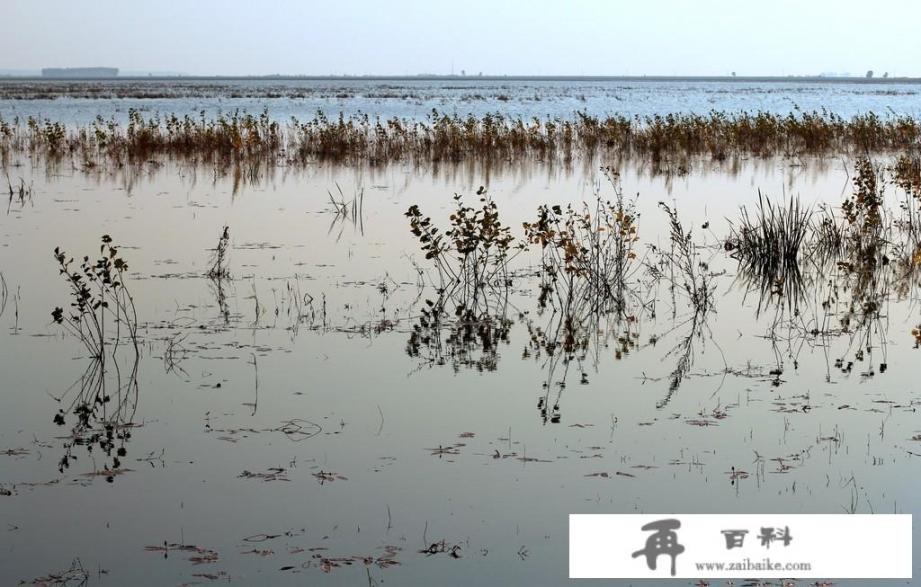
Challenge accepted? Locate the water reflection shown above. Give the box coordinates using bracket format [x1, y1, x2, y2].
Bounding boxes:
[7, 149, 921, 585]
[398, 157, 921, 423]
[53, 352, 139, 480]
[405, 290, 513, 373]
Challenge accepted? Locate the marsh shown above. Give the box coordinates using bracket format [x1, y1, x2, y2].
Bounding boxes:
[2, 78, 921, 584]
[3, 3, 921, 580]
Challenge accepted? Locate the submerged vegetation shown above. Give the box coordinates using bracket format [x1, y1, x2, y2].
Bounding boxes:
[2, 109, 921, 171]
[50, 235, 140, 477]
[403, 156, 921, 417]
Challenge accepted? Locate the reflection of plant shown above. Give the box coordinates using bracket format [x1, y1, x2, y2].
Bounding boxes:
[5, 173, 32, 213]
[52, 235, 139, 359]
[53, 353, 139, 479]
[406, 293, 512, 373]
[523, 308, 641, 424]
[327, 183, 365, 240]
[524, 315, 589, 372]
[0, 271, 6, 319]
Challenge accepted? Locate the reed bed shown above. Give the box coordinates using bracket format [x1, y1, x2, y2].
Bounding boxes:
[2, 109, 920, 168]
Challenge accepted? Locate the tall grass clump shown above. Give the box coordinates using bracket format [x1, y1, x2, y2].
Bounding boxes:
[727, 192, 811, 311]
[728, 192, 811, 264]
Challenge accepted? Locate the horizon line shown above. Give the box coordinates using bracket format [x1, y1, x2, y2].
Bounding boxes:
[1, 73, 920, 83]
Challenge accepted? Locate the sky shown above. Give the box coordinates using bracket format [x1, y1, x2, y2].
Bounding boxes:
[3, 0, 920, 77]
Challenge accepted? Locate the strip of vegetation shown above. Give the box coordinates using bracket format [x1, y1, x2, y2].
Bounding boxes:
[2, 109, 919, 168]
[405, 156, 921, 412]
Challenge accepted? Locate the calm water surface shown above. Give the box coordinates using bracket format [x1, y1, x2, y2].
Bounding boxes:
[1, 149, 919, 585]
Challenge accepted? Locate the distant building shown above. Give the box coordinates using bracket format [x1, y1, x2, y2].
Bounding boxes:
[41, 67, 119, 79]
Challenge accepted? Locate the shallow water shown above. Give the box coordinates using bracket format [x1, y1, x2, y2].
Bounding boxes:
[2, 79, 921, 125]
[1, 150, 920, 585]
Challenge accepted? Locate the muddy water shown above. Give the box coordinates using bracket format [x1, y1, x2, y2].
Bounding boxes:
[1, 155, 919, 585]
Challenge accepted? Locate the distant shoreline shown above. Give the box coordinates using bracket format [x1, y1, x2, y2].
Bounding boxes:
[1, 75, 920, 84]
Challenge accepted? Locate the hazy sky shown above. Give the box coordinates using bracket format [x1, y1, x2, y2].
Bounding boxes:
[4, 0, 920, 76]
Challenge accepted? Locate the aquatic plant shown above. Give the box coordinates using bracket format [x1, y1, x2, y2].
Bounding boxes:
[842, 158, 886, 237]
[207, 226, 231, 280]
[406, 187, 518, 298]
[4, 109, 921, 171]
[892, 153, 921, 200]
[890, 153, 921, 260]
[399, 161, 921, 408]
[647, 202, 719, 405]
[727, 192, 810, 267]
[52, 235, 139, 358]
[727, 192, 811, 314]
[327, 182, 365, 239]
[48, 237, 144, 478]
[405, 188, 519, 372]
[523, 168, 641, 317]
[657, 202, 715, 317]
